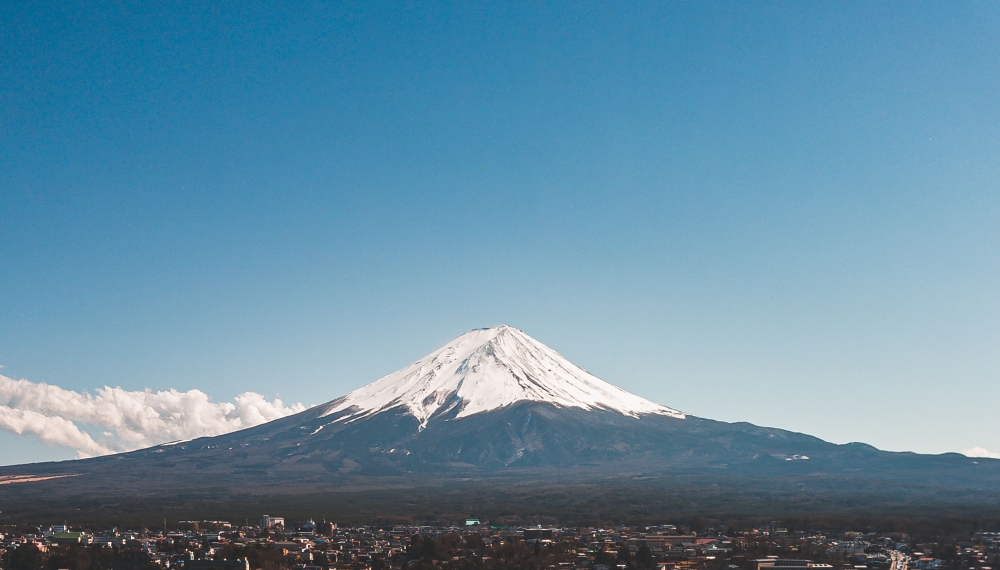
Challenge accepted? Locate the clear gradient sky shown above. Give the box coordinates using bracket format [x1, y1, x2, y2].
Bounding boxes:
[2, 2, 999, 465]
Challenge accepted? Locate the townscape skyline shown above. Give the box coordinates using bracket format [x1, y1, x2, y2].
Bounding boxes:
[4, 516, 996, 570]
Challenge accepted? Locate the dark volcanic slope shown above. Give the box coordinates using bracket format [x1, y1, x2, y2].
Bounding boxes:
[2, 401, 998, 504]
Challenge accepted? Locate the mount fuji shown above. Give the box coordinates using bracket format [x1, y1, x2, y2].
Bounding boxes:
[1, 325, 998, 517]
[320, 325, 684, 429]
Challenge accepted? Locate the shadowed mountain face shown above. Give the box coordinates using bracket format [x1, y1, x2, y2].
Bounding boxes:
[1, 326, 998, 515]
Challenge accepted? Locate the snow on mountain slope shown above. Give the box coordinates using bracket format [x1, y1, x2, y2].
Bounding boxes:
[320, 325, 685, 428]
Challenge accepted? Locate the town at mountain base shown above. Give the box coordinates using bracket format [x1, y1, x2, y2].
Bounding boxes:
[0, 326, 998, 512]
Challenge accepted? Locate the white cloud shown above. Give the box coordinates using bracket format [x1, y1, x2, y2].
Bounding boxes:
[0, 406, 114, 456]
[963, 446, 1000, 459]
[0, 374, 306, 458]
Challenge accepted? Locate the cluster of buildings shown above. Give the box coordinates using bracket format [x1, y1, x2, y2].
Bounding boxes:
[1, 519, 998, 570]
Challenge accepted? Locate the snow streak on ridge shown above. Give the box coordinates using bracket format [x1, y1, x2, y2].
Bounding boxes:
[321, 325, 685, 428]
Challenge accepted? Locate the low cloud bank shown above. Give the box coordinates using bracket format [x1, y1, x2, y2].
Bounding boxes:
[964, 446, 1000, 459]
[0, 374, 306, 458]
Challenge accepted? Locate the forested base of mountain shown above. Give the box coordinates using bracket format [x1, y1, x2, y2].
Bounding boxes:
[1, 475, 999, 529]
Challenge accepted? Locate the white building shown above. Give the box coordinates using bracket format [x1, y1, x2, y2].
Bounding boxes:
[260, 515, 285, 529]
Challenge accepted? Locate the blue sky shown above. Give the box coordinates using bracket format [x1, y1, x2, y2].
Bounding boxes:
[2, 1, 999, 465]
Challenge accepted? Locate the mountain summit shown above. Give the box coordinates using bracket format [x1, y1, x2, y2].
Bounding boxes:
[320, 325, 685, 429]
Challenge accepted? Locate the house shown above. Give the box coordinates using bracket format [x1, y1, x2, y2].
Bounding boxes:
[52, 533, 91, 546]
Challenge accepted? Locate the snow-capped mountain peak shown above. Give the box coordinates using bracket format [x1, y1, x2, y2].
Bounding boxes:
[320, 325, 685, 428]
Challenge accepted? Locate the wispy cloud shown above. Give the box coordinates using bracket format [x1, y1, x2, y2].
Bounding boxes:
[963, 446, 1000, 459]
[0, 374, 306, 458]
